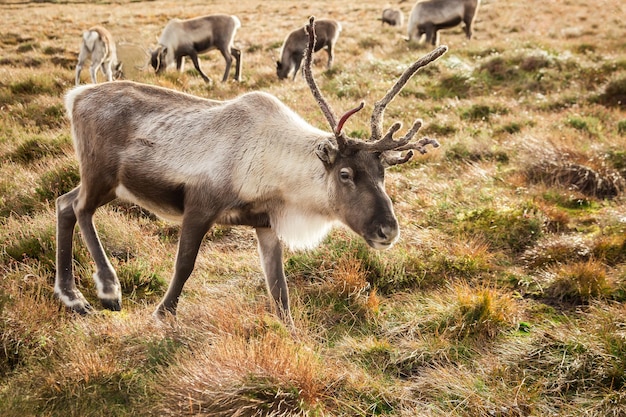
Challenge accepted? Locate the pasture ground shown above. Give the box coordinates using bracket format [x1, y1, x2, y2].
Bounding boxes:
[1, 0, 625, 415]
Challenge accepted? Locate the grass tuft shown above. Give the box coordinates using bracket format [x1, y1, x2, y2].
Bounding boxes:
[155, 331, 328, 416]
[594, 76, 626, 108]
[546, 260, 612, 303]
[444, 283, 520, 341]
[525, 154, 625, 199]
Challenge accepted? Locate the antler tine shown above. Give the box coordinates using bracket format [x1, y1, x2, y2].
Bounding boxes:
[395, 137, 441, 154]
[338, 120, 420, 153]
[336, 102, 364, 135]
[380, 136, 440, 167]
[370, 45, 448, 141]
[303, 16, 338, 133]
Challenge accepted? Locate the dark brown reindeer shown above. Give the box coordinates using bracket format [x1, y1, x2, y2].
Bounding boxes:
[55, 16, 447, 326]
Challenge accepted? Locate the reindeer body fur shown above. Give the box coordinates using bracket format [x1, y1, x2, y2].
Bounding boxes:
[152, 14, 242, 82]
[276, 19, 341, 80]
[66, 82, 335, 247]
[75, 26, 122, 85]
[408, 0, 480, 45]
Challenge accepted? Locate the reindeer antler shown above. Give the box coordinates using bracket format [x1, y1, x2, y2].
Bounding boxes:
[303, 16, 447, 161]
[370, 46, 447, 142]
[303, 17, 338, 132]
[304, 17, 368, 152]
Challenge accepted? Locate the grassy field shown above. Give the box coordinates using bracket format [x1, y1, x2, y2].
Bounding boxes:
[1, 0, 625, 415]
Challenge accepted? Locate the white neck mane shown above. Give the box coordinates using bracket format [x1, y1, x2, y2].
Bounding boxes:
[271, 206, 337, 251]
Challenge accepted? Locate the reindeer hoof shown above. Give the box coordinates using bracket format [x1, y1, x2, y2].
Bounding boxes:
[153, 304, 176, 320]
[101, 298, 122, 311]
[69, 301, 94, 316]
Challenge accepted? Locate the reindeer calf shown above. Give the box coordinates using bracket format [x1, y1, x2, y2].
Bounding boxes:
[75, 26, 122, 85]
[408, 0, 480, 45]
[276, 19, 341, 80]
[151, 14, 242, 83]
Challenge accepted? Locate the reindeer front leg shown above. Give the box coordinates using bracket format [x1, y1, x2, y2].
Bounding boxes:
[154, 213, 214, 317]
[73, 194, 122, 311]
[188, 51, 211, 83]
[256, 227, 294, 327]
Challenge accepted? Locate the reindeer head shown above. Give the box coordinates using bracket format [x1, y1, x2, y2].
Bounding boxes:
[113, 61, 124, 80]
[304, 16, 447, 249]
[150, 45, 168, 73]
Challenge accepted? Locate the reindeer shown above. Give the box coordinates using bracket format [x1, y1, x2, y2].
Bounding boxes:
[408, 0, 480, 45]
[75, 25, 123, 86]
[55, 17, 447, 326]
[276, 19, 341, 80]
[150, 14, 242, 83]
[381, 8, 404, 27]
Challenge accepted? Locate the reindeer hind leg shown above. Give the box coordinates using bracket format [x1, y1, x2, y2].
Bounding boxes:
[89, 63, 99, 84]
[55, 186, 93, 314]
[326, 44, 334, 69]
[101, 61, 113, 82]
[230, 47, 242, 82]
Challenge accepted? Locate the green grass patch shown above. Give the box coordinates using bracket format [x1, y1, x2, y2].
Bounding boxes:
[34, 162, 80, 203]
[5, 134, 70, 164]
[460, 103, 508, 121]
[428, 73, 472, 99]
[444, 141, 509, 163]
[453, 204, 544, 254]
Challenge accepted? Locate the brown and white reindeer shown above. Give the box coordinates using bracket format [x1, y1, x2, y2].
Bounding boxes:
[75, 25, 123, 85]
[55, 17, 447, 326]
[150, 14, 242, 83]
[276, 19, 341, 80]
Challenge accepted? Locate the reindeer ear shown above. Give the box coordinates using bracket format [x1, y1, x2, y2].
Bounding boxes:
[316, 139, 338, 166]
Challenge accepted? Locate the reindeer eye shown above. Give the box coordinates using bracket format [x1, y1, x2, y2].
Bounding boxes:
[339, 167, 353, 182]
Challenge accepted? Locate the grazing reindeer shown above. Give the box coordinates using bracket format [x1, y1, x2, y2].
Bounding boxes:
[55, 17, 446, 325]
[381, 8, 404, 27]
[75, 26, 123, 85]
[408, 0, 480, 45]
[276, 19, 341, 80]
[151, 14, 242, 83]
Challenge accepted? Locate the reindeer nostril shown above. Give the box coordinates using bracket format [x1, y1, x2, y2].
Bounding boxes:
[377, 226, 391, 240]
[376, 224, 399, 243]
